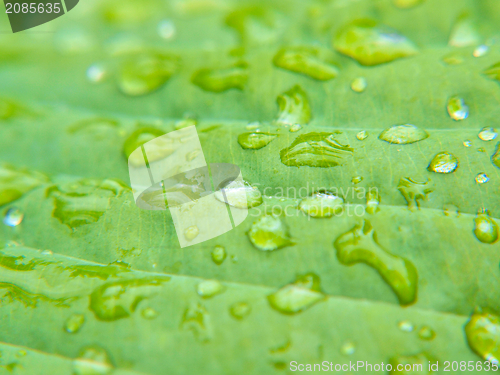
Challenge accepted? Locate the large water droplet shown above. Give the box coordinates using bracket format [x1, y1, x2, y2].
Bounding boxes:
[3, 208, 24, 227]
[248, 215, 293, 251]
[184, 225, 200, 241]
[237, 132, 278, 150]
[211, 245, 227, 265]
[275, 85, 311, 126]
[65, 313, 85, 333]
[191, 62, 248, 92]
[230, 302, 251, 320]
[197, 280, 224, 298]
[334, 220, 418, 306]
[73, 346, 113, 375]
[476, 173, 489, 184]
[333, 19, 418, 66]
[273, 46, 339, 81]
[397, 177, 432, 211]
[351, 77, 367, 93]
[447, 96, 469, 121]
[465, 309, 500, 364]
[123, 126, 166, 163]
[474, 210, 498, 244]
[427, 152, 458, 174]
[118, 52, 178, 96]
[298, 190, 343, 218]
[268, 273, 324, 314]
[479, 127, 497, 141]
[449, 13, 480, 47]
[215, 179, 263, 208]
[378, 124, 429, 144]
[280, 132, 353, 167]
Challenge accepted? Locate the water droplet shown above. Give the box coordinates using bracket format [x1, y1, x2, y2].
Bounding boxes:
[123, 126, 165, 162]
[237, 132, 278, 150]
[484, 62, 500, 83]
[418, 326, 436, 341]
[184, 225, 199, 241]
[397, 177, 432, 211]
[268, 273, 324, 314]
[3, 208, 23, 227]
[333, 19, 418, 66]
[366, 190, 381, 214]
[378, 124, 429, 144]
[474, 210, 498, 244]
[447, 96, 469, 121]
[197, 280, 224, 298]
[181, 302, 211, 342]
[356, 130, 368, 140]
[398, 320, 414, 332]
[65, 313, 85, 333]
[89, 277, 170, 321]
[290, 124, 302, 132]
[476, 173, 489, 184]
[41, 249, 53, 255]
[340, 341, 356, 355]
[280, 132, 353, 167]
[473, 45, 489, 57]
[191, 62, 248, 92]
[334, 220, 418, 306]
[273, 46, 339, 81]
[298, 190, 344, 218]
[352, 176, 363, 184]
[351, 77, 367, 93]
[246, 122, 260, 130]
[229, 302, 251, 320]
[211, 245, 227, 265]
[491, 143, 500, 168]
[449, 13, 480, 47]
[465, 309, 500, 364]
[86, 63, 107, 83]
[73, 346, 113, 375]
[276, 85, 312, 126]
[248, 215, 293, 251]
[157, 19, 176, 40]
[215, 179, 263, 208]
[478, 147, 486, 153]
[389, 353, 435, 375]
[0, 164, 49, 206]
[118, 52, 178, 96]
[141, 307, 158, 320]
[464, 140, 472, 147]
[392, 0, 424, 9]
[479, 127, 497, 141]
[427, 152, 458, 174]
[442, 52, 464, 65]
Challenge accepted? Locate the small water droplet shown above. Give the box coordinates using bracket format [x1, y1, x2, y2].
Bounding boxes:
[447, 96, 469, 121]
[351, 77, 367, 93]
[298, 190, 344, 218]
[473, 45, 489, 57]
[464, 140, 472, 147]
[476, 173, 489, 184]
[474, 210, 498, 244]
[191, 62, 248, 92]
[157, 19, 176, 40]
[246, 122, 260, 130]
[73, 346, 113, 375]
[352, 176, 363, 184]
[465, 309, 500, 364]
[238, 132, 278, 150]
[442, 52, 464, 65]
[398, 320, 414, 332]
[366, 190, 381, 214]
[65, 313, 85, 333]
[479, 127, 497, 141]
[356, 130, 368, 140]
[184, 225, 199, 241]
[229, 302, 251, 320]
[418, 326, 436, 341]
[41, 249, 53, 255]
[427, 152, 458, 174]
[340, 341, 356, 355]
[248, 215, 293, 251]
[290, 124, 302, 132]
[478, 147, 486, 153]
[3, 208, 23, 227]
[268, 273, 324, 314]
[379, 124, 428, 144]
[197, 280, 224, 298]
[86, 64, 107, 83]
[275, 85, 311, 126]
[141, 307, 159, 320]
[211, 245, 227, 265]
